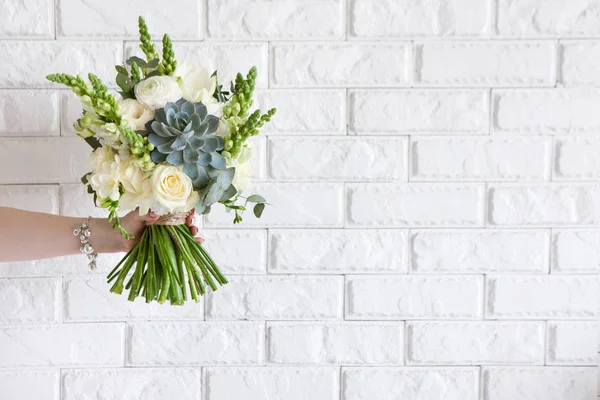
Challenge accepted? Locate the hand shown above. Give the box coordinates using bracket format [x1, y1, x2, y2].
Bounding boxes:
[93, 209, 204, 253]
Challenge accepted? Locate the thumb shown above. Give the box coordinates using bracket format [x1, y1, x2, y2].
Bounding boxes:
[136, 210, 160, 224]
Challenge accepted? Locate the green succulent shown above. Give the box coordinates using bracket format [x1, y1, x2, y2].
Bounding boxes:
[148, 99, 227, 189]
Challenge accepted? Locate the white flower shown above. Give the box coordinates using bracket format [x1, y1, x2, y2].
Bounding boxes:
[215, 119, 231, 138]
[119, 160, 153, 215]
[134, 76, 182, 110]
[174, 61, 218, 105]
[151, 165, 199, 213]
[96, 122, 121, 148]
[119, 98, 155, 131]
[230, 145, 253, 191]
[88, 146, 116, 174]
[89, 156, 121, 201]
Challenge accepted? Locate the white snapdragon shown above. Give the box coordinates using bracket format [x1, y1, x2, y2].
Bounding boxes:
[119, 98, 155, 131]
[96, 122, 121, 148]
[88, 146, 116, 173]
[134, 76, 182, 110]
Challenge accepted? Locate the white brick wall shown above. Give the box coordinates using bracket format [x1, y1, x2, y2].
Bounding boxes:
[0, 1, 598, 399]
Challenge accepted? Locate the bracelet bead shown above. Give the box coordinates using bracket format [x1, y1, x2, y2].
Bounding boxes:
[73, 216, 98, 270]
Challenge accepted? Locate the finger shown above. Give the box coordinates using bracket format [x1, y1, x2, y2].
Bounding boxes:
[190, 226, 199, 236]
[196, 237, 205, 244]
[186, 215, 193, 227]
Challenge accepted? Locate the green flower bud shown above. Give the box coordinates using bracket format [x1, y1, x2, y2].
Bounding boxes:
[225, 140, 233, 150]
[146, 143, 155, 151]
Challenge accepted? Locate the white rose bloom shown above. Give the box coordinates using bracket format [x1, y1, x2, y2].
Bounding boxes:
[89, 156, 121, 201]
[119, 98, 155, 131]
[230, 145, 253, 191]
[134, 76, 182, 110]
[151, 165, 199, 213]
[174, 61, 217, 105]
[119, 160, 153, 215]
[88, 146, 116, 174]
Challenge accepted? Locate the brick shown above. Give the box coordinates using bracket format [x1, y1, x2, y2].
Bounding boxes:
[269, 137, 407, 181]
[205, 183, 344, 228]
[59, 183, 111, 218]
[64, 277, 203, 322]
[351, 0, 491, 37]
[407, 322, 544, 364]
[0, 370, 58, 400]
[250, 135, 267, 181]
[270, 229, 407, 274]
[0, 185, 59, 213]
[411, 137, 550, 181]
[0, 278, 59, 323]
[555, 137, 600, 179]
[255, 89, 345, 134]
[349, 89, 488, 135]
[0, 0, 53, 37]
[267, 322, 403, 364]
[129, 322, 264, 365]
[201, 230, 267, 274]
[488, 184, 600, 226]
[492, 89, 600, 134]
[208, 0, 343, 39]
[560, 41, 600, 86]
[125, 42, 268, 88]
[206, 276, 343, 320]
[342, 367, 479, 400]
[411, 230, 549, 273]
[347, 183, 484, 227]
[0, 41, 122, 88]
[0, 323, 124, 367]
[487, 275, 598, 319]
[58, 0, 201, 38]
[62, 368, 200, 400]
[272, 43, 411, 87]
[205, 367, 339, 400]
[483, 367, 597, 400]
[0, 90, 59, 135]
[552, 230, 600, 273]
[497, 0, 600, 37]
[346, 275, 483, 319]
[0, 138, 89, 184]
[0, 252, 126, 278]
[416, 41, 555, 86]
[547, 322, 597, 365]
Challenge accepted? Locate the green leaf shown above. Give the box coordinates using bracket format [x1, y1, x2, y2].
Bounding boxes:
[228, 205, 246, 211]
[146, 58, 160, 68]
[216, 167, 235, 188]
[126, 56, 147, 67]
[115, 65, 128, 75]
[84, 136, 101, 150]
[80, 173, 90, 185]
[116, 73, 132, 92]
[220, 184, 237, 202]
[202, 205, 211, 214]
[145, 69, 162, 78]
[246, 194, 266, 203]
[253, 203, 265, 218]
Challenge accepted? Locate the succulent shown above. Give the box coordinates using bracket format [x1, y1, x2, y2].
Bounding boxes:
[148, 99, 227, 189]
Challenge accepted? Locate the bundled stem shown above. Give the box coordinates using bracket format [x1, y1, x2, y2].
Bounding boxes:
[107, 224, 227, 304]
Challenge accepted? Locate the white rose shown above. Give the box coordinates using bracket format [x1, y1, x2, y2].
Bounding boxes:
[119, 99, 155, 131]
[151, 165, 198, 213]
[119, 160, 153, 215]
[134, 76, 182, 110]
[88, 146, 116, 173]
[89, 156, 121, 201]
[174, 61, 217, 104]
[230, 145, 253, 191]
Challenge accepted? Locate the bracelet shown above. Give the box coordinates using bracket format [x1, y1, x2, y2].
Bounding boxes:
[73, 216, 98, 270]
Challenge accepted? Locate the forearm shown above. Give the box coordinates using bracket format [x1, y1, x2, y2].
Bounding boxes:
[0, 207, 124, 262]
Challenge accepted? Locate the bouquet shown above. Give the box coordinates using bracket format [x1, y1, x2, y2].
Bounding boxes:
[47, 17, 276, 305]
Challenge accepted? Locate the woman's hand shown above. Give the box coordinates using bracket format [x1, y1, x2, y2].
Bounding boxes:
[93, 209, 204, 253]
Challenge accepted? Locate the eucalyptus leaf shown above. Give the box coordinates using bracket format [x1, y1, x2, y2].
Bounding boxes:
[202, 205, 211, 215]
[246, 194, 266, 203]
[126, 56, 147, 67]
[253, 203, 265, 218]
[115, 65, 128, 74]
[216, 167, 235, 188]
[220, 184, 237, 202]
[116, 73, 132, 92]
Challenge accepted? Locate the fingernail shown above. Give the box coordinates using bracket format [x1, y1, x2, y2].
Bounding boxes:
[149, 211, 156, 217]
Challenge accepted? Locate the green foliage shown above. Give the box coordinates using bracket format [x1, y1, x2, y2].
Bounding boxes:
[138, 16, 159, 63]
[220, 192, 268, 224]
[119, 124, 155, 171]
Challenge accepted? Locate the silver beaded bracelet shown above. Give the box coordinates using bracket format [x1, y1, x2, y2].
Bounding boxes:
[73, 216, 98, 270]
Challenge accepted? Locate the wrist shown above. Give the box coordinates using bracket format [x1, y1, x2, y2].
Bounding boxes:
[89, 218, 127, 253]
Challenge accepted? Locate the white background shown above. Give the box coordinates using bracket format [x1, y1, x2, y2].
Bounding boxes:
[0, 0, 599, 399]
